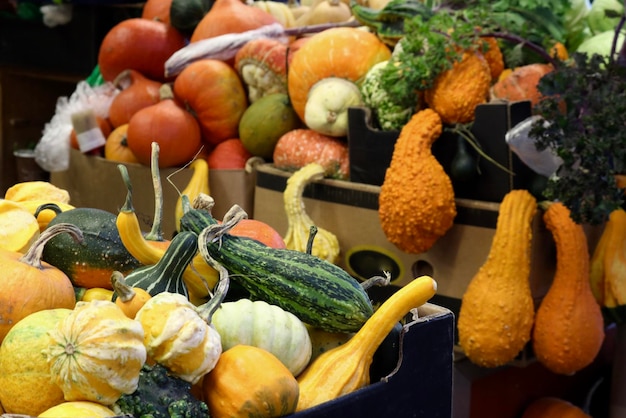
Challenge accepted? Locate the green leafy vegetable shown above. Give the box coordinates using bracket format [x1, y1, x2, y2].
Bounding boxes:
[530, 40, 626, 224]
[113, 363, 210, 418]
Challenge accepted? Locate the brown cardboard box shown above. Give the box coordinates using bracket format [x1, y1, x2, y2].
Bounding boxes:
[253, 164, 556, 345]
[292, 303, 454, 418]
[51, 149, 256, 238]
[347, 101, 539, 203]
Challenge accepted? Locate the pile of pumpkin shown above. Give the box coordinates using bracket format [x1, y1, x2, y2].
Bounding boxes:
[69, 0, 552, 180]
[0, 173, 441, 417]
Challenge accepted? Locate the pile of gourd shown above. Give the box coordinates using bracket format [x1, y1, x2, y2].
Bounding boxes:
[0, 170, 438, 417]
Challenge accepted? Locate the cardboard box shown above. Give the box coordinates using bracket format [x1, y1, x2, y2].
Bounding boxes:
[347, 101, 538, 203]
[51, 149, 256, 238]
[292, 303, 454, 418]
[254, 164, 556, 345]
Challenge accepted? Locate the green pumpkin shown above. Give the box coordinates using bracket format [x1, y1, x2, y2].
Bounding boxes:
[238, 93, 303, 159]
[170, 0, 214, 36]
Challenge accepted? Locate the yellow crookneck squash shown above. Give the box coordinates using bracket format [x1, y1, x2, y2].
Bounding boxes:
[532, 201, 605, 375]
[296, 275, 437, 411]
[175, 157, 210, 232]
[283, 163, 340, 264]
[457, 189, 537, 368]
[115, 163, 218, 305]
[378, 108, 456, 254]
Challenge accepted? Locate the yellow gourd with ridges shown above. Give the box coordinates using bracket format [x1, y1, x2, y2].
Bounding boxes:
[43, 300, 147, 405]
[0, 308, 72, 416]
[283, 163, 340, 264]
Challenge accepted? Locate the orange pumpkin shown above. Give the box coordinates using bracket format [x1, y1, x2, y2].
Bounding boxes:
[104, 124, 140, 164]
[0, 223, 78, 343]
[98, 18, 186, 82]
[207, 138, 253, 169]
[190, 0, 278, 44]
[141, 0, 172, 24]
[521, 397, 591, 418]
[490, 63, 554, 107]
[230, 219, 287, 249]
[287, 27, 391, 123]
[108, 69, 162, 128]
[173, 59, 248, 147]
[126, 85, 202, 168]
[272, 129, 349, 180]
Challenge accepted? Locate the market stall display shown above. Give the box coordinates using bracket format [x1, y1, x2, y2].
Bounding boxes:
[0, 0, 624, 416]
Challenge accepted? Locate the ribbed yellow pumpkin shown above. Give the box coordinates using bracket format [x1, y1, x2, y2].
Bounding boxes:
[43, 300, 147, 405]
[0, 308, 72, 416]
[135, 292, 222, 384]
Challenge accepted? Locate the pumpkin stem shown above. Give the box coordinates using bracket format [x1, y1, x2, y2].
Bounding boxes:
[192, 193, 216, 215]
[19, 223, 84, 268]
[196, 227, 231, 324]
[146, 142, 165, 241]
[111, 271, 136, 303]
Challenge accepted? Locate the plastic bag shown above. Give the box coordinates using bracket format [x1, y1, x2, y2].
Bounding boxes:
[505, 115, 563, 178]
[34, 79, 118, 172]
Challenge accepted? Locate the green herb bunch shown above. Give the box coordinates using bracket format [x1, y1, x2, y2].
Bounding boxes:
[530, 33, 626, 225]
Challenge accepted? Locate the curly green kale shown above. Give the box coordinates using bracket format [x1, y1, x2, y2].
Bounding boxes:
[113, 363, 210, 418]
[530, 50, 626, 225]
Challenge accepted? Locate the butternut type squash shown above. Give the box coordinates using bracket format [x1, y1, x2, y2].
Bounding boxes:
[457, 189, 537, 368]
[378, 108, 456, 254]
[532, 202, 605, 375]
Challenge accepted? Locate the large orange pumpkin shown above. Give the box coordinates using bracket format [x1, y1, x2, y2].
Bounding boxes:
[126, 85, 202, 168]
[287, 27, 391, 123]
[98, 18, 186, 82]
[173, 59, 248, 147]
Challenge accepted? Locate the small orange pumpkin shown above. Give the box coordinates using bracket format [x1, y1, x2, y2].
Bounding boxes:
[104, 124, 140, 164]
[173, 59, 248, 147]
[141, 0, 172, 24]
[126, 84, 203, 168]
[108, 69, 162, 128]
[490, 63, 554, 107]
[0, 223, 78, 343]
[206, 138, 253, 169]
[190, 0, 278, 44]
[230, 218, 287, 249]
[202, 345, 300, 418]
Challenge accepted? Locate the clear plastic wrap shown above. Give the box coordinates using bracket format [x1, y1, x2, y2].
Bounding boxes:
[34, 80, 118, 172]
